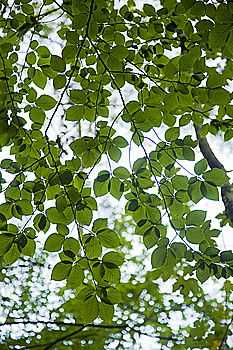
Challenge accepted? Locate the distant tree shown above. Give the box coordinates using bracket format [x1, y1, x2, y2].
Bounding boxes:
[0, 0, 233, 348]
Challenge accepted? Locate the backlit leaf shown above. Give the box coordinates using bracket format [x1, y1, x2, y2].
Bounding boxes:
[151, 246, 167, 268]
[51, 261, 72, 281]
[36, 95, 57, 110]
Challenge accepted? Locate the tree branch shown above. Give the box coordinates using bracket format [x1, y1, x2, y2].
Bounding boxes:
[194, 124, 226, 171]
[43, 327, 85, 350]
[195, 124, 233, 224]
[218, 316, 233, 350]
[0, 320, 126, 329]
[1, 319, 181, 343]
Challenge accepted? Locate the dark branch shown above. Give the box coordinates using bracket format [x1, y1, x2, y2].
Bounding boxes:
[195, 124, 233, 224]
[0, 320, 126, 329]
[194, 124, 225, 171]
[1, 320, 180, 342]
[218, 316, 233, 350]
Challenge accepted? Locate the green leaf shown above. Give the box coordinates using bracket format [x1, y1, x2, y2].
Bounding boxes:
[70, 137, 92, 155]
[172, 175, 188, 191]
[70, 89, 87, 104]
[0, 203, 13, 220]
[179, 54, 194, 72]
[188, 180, 203, 203]
[127, 199, 139, 212]
[208, 88, 231, 105]
[53, 74, 66, 89]
[165, 127, 180, 142]
[108, 145, 122, 162]
[16, 199, 33, 215]
[56, 196, 68, 212]
[206, 72, 226, 89]
[84, 235, 102, 259]
[186, 210, 206, 226]
[82, 149, 100, 168]
[21, 239, 36, 257]
[145, 206, 161, 224]
[199, 126, 209, 139]
[97, 229, 120, 248]
[77, 285, 94, 301]
[143, 3, 156, 16]
[201, 182, 219, 201]
[66, 105, 83, 121]
[143, 226, 160, 249]
[109, 177, 123, 200]
[203, 168, 229, 186]
[36, 95, 57, 110]
[224, 129, 233, 142]
[111, 45, 128, 59]
[194, 158, 208, 175]
[29, 107, 46, 124]
[186, 227, 204, 244]
[33, 69, 47, 89]
[151, 246, 167, 268]
[113, 136, 128, 148]
[170, 242, 187, 259]
[39, 215, 48, 231]
[4, 243, 20, 265]
[66, 158, 81, 172]
[76, 206, 93, 226]
[57, 224, 69, 236]
[220, 250, 233, 263]
[181, 0, 195, 9]
[0, 233, 14, 256]
[72, 13, 89, 29]
[51, 261, 72, 281]
[209, 24, 231, 49]
[190, 1, 205, 16]
[113, 166, 130, 179]
[102, 251, 124, 266]
[66, 264, 84, 288]
[106, 287, 122, 304]
[163, 62, 178, 78]
[179, 114, 191, 126]
[6, 187, 20, 201]
[99, 302, 114, 323]
[103, 264, 120, 283]
[46, 207, 67, 224]
[50, 55, 66, 72]
[16, 234, 27, 252]
[92, 218, 108, 233]
[44, 233, 65, 252]
[79, 295, 99, 323]
[196, 263, 210, 283]
[133, 158, 147, 172]
[60, 169, 73, 185]
[95, 172, 110, 183]
[26, 51, 36, 64]
[37, 45, 50, 57]
[0, 214, 7, 230]
[94, 171, 110, 197]
[183, 147, 195, 161]
[63, 237, 80, 254]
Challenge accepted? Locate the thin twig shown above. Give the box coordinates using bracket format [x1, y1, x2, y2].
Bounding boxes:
[218, 316, 233, 350]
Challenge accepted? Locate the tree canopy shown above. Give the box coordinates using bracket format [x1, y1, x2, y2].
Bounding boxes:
[0, 0, 233, 349]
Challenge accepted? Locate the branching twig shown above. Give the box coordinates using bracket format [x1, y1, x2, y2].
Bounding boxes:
[218, 316, 233, 350]
[195, 124, 233, 224]
[1, 319, 181, 346]
[0, 320, 126, 328]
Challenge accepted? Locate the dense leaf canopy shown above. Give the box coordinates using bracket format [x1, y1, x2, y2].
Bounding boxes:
[0, 0, 233, 349]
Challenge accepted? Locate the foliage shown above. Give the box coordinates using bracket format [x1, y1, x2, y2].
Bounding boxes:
[0, 0, 233, 348]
